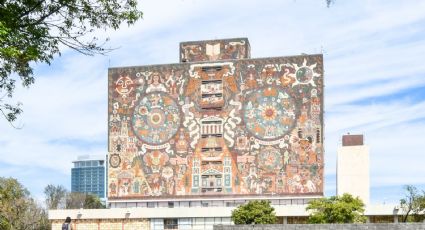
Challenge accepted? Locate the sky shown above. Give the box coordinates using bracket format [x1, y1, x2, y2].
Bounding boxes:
[1, 0, 425, 205]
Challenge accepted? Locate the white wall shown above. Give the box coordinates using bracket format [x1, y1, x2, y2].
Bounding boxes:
[337, 145, 370, 204]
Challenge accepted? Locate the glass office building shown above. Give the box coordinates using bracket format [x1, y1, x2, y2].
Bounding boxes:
[71, 155, 106, 198]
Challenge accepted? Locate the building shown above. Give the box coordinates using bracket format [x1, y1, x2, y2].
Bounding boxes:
[49, 203, 403, 229]
[337, 134, 370, 204]
[107, 37, 323, 228]
[49, 38, 401, 229]
[107, 38, 324, 207]
[71, 155, 107, 199]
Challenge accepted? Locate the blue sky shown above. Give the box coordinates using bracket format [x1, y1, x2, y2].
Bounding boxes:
[1, 0, 425, 204]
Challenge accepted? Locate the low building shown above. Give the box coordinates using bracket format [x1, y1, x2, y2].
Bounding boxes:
[49, 203, 403, 229]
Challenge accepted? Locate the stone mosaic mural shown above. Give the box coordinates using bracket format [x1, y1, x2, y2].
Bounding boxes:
[108, 41, 323, 199]
[180, 38, 250, 62]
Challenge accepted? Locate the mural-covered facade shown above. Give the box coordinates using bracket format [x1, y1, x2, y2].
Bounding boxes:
[108, 38, 324, 200]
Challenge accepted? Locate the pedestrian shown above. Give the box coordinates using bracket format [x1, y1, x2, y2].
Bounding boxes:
[62, 216, 73, 230]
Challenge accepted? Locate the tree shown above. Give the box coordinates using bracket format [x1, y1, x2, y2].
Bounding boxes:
[44, 184, 105, 209]
[0, 0, 143, 123]
[0, 177, 50, 230]
[306, 193, 367, 224]
[326, 0, 335, 7]
[44, 184, 67, 209]
[231, 200, 276, 225]
[84, 193, 105, 209]
[65, 192, 105, 209]
[400, 185, 425, 222]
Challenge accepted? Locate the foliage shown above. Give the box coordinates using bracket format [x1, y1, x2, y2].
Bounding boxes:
[0, 177, 50, 230]
[400, 185, 425, 222]
[306, 193, 366, 224]
[65, 191, 86, 209]
[83, 193, 105, 209]
[231, 200, 277, 225]
[44, 184, 105, 209]
[0, 0, 143, 123]
[65, 192, 105, 209]
[44, 184, 67, 209]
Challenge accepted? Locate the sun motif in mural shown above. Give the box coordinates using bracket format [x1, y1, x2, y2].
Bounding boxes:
[132, 92, 181, 145]
[244, 87, 296, 140]
[115, 74, 134, 96]
[261, 105, 278, 121]
[292, 58, 321, 87]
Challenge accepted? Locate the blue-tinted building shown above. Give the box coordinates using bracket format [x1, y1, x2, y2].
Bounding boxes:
[71, 155, 106, 198]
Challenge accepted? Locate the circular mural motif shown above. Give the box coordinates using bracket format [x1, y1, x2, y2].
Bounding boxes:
[295, 67, 313, 83]
[257, 147, 282, 173]
[132, 92, 181, 145]
[244, 87, 296, 140]
[109, 154, 121, 168]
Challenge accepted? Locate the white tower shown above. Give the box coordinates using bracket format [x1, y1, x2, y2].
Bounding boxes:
[337, 134, 370, 204]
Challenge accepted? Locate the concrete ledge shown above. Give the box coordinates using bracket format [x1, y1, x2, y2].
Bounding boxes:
[48, 204, 400, 220]
[213, 223, 425, 230]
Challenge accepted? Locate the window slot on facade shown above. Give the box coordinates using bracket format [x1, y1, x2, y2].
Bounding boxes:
[202, 80, 222, 84]
[201, 201, 209, 207]
[202, 120, 223, 125]
[201, 107, 223, 111]
[147, 202, 156, 208]
[201, 149, 220, 154]
[201, 148, 222, 152]
[164, 219, 178, 229]
[201, 93, 223, 98]
[202, 134, 223, 138]
[202, 161, 222, 165]
[316, 128, 321, 143]
[201, 66, 222, 72]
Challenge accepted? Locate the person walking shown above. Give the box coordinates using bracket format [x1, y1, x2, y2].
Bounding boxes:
[62, 217, 73, 230]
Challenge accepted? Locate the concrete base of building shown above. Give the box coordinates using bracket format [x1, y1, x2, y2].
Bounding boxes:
[214, 223, 425, 230]
[49, 203, 408, 230]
